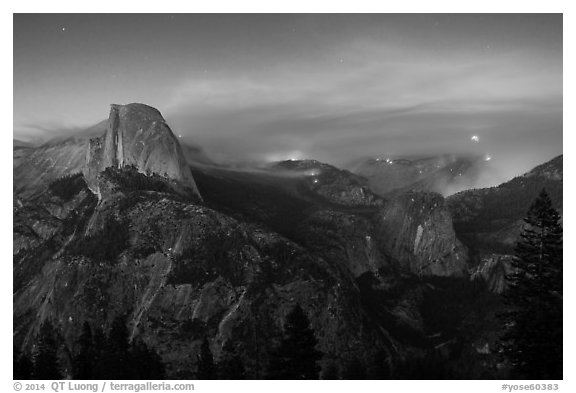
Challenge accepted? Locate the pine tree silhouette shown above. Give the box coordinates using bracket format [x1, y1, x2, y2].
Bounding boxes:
[130, 337, 165, 379]
[86, 318, 165, 380]
[74, 321, 94, 379]
[368, 349, 391, 379]
[499, 189, 562, 379]
[217, 341, 246, 380]
[196, 337, 216, 379]
[13, 346, 33, 379]
[267, 304, 323, 379]
[97, 316, 133, 379]
[32, 321, 62, 379]
[91, 327, 107, 379]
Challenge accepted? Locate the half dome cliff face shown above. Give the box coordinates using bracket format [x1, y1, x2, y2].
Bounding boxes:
[84, 103, 202, 200]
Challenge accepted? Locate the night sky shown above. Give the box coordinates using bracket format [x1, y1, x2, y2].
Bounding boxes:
[13, 14, 562, 183]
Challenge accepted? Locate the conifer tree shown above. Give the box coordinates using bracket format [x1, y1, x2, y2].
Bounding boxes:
[368, 349, 391, 379]
[130, 337, 165, 379]
[196, 337, 216, 379]
[74, 321, 94, 379]
[97, 316, 133, 379]
[91, 327, 107, 379]
[267, 304, 323, 379]
[500, 189, 562, 379]
[32, 321, 62, 379]
[14, 346, 33, 380]
[217, 341, 246, 380]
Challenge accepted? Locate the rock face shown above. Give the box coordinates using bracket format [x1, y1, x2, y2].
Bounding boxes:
[470, 255, 514, 294]
[374, 191, 468, 277]
[301, 210, 388, 277]
[85, 103, 201, 199]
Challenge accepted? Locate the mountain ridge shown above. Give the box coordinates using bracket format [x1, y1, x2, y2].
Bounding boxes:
[350, 154, 497, 197]
[13, 103, 561, 379]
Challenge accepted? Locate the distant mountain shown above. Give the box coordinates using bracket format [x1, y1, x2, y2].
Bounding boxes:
[267, 159, 383, 207]
[350, 154, 496, 197]
[13, 135, 92, 199]
[522, 154, 563, 181]
[446, 155, 562, 256]
[13, 140, 35, 169]
[13, 139, 34, 148]
[17, 104, 564, 379]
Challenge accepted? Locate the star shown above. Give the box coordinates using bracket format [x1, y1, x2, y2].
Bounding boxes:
[61, 27, 67, 32]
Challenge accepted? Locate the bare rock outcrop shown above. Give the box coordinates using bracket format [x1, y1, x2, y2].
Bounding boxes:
[84, 103, 201, 200]
[374, 191, 468, 277]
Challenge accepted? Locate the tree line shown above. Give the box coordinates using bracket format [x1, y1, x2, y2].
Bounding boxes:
[14, 304, 391, 380]
[14, 316, 164, 380]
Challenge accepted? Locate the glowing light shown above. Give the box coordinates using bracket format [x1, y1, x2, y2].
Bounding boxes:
[305, 169, 320, 176]
[313, 179, 319, 184]
[485, 155, 492, 161]
[264, 150, 304, 162]
[286, 150, 304, 161]
[471, 135, 480, 143]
